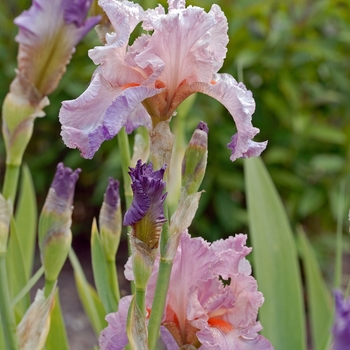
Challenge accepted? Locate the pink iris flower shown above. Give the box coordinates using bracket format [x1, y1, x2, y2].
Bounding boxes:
[99, 232, 274, 350]
[59, 0, 267, 160]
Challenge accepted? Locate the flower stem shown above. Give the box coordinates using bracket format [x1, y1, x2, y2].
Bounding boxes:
[107, 259, 120, 304]
[117, 128, 134, 293]
[148, 257, 172, 350]
[0, 254, 20, 350]
[148, 207, 172, 350]
[135, 287, 146, 315]
[117, 127, 132, 209]
[2, 164, 20, 204]
[44, 279, 56, 298]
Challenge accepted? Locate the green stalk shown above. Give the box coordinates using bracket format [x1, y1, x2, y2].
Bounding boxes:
[148, 258, 172, 350]
[2, 164, 20, 204]
[148, 207, 172, 350]
[135, 288, 146, 315]
[107, 259, 120, 303]
[0, 254, 20, 350]
[117, 128, 134, 293]
[117, 127, 132, 208]
[44, 279, 56, 298]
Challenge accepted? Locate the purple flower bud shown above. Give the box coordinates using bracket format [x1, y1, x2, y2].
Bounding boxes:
[196, 121, 209, 134]
[39, 163, 80, 281]
[124, 160, 167, 249]
[181, 121, 208, 195]
[104, 178, 120, 209]
[99, 178, 122, 261]
[333, 290, 350, 350]
[51, 162, 81, 208]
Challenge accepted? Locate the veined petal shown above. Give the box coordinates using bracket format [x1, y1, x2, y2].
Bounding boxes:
[99, 296, 132, 350]
[210, 234, 252, 277]
[98, 0, 144, 44]
[13, 0, 99, 101]
[59, 74, 120, 158]
[188, 74, 267, 161]
[197, 325, 274, 350]
[138, 3, 228, 99]
[59, 74, 157, 158]
[90, 0, 147, 86]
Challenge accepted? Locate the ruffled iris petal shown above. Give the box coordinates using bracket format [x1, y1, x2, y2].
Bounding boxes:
[60, 74, 158, 158]
[99, 296, 132, 350]
[188, 73, 267, 161]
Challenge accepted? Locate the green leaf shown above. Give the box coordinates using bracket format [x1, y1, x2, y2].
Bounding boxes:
[244, 157, 306, 350]
[68, 249, 107, 335]
[298, 228, 333, 350]
[6, 218, 30, 321]
[15, 164, 37, 280]
[0, 324, 5, 350]
[91, 219, 118, 314]
[46, 291, 70, 350]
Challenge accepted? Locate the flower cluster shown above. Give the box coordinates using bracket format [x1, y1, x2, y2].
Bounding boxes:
[59, 0, 267, 161]
[100, 232, 273, 350]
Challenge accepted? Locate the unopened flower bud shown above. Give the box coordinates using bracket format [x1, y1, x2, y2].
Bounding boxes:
[182, 121, 208, 195]
[2, 0, 100, 165]
[0, 194, 11, 254]
[124, 160, 167, 251]
[17, 286, 56, 350]
[39, 163, 81, 282]
[99, 178, 122, 261]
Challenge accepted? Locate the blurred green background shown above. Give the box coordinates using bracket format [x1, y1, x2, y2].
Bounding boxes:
[1, 0, 350, 282]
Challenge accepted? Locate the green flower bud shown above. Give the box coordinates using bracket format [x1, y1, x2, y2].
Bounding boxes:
[182, 121, 208, 195]
[39, 163, 80, 282]
[99, 178, 122, 261]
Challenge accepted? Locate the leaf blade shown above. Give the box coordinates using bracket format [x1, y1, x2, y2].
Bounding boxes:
[244, 157, 306, 350]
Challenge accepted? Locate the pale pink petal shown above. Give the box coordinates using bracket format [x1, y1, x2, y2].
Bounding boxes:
[124, 103, 151, 133]
[206, 4, 229, 71]
[210, 234, 252, 277]
[160, 326, 180, 350]
[189, 74, 267, 161]
[226, 275, 264, 329]
[188, 277, 235, 323]
[99, 296, 132, 350]
[168, 0, 186, 11]
[138, 4, 227, 98]
[197, 325, 274, 350]
[89, 0, 146, 86]
[59, 74, 158, 158]
[59, 74, 120, 159]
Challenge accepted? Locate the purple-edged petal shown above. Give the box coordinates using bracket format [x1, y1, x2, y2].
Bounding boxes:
[333, 290, 350, 350]
[59, 74, 157, 158]
[189, 73, 267, 161]
[13, 0, 99, 101]
[60, 74, 119, 158]
[99, 296, 132, 350]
